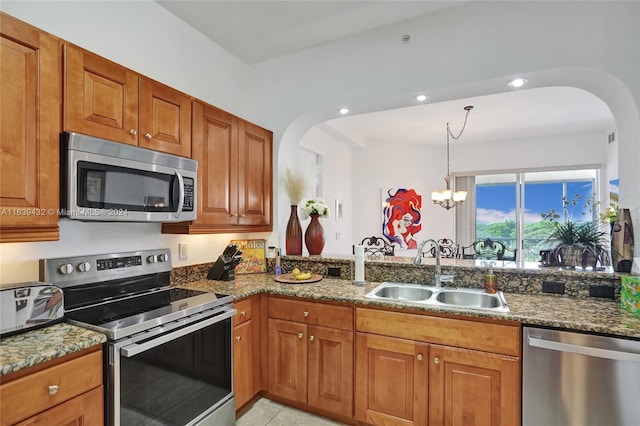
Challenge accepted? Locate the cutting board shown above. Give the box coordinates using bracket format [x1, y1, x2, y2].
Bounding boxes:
[275, 273, 323, 284]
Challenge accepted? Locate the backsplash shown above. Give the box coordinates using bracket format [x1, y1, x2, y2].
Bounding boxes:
[172, 255, 622, 300]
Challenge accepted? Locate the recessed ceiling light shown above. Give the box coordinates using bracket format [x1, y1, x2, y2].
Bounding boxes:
[339, 107, 350, 115]
[415, 94, 428, 102]
[508, 78, 528, 88]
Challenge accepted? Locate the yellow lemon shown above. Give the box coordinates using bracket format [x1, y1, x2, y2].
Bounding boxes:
[295, 272, 311, 280]
[291, 268, 301, 277]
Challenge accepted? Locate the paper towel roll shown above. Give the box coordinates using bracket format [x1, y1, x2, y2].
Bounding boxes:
[355, 244, 365, 283]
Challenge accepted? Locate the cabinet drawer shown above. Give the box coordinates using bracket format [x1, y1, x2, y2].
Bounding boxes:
[233, 297, 254, 326]
[268, 297, 353, 331]
[0, 349, 103, 425]
[356, 307, 520, 356]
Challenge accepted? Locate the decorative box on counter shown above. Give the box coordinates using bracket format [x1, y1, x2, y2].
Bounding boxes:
[621, 275, 640, 317]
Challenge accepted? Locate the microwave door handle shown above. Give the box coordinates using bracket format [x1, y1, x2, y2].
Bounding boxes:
[174, 170, 185, 219]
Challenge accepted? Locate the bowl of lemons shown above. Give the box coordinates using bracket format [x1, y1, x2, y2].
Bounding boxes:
[275, 268, 322, 283]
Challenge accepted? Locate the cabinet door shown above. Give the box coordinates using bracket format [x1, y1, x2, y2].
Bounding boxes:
[139, 78, 191, 157]
[355, 333, 428, 426]
[64, 44, 139, 145]
[308, 325, 353, 418]
[0, 13, 60, 242]
[237, 120, 272, 228]
[429, 344, 520, 426]
[233, 319, 254, 408]
[268, 318, 307, 403]
[15, 387, 104, 426]
[191, 101, 238, 227]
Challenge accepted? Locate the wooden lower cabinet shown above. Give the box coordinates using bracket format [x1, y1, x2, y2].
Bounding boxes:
[355, 307, 521, 426]
[429, 344, 520, 426]
[15, 386, 103, 426]
[267, 297, 353, 419]
[0, 347, 104, 425]
[355, 333, 428, 426]
[233, 296, 261, 410]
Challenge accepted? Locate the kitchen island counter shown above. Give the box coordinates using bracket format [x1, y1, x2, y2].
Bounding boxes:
[180, 273, 640, 339]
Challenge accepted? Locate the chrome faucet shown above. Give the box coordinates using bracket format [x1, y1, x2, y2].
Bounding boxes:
[414, 239, 454, 286]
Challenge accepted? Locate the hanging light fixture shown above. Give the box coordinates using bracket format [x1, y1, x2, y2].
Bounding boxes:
[431, 105, 474, 210]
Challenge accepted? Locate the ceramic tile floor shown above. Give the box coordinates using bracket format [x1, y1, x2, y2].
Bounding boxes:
[236, 398, 346, 426]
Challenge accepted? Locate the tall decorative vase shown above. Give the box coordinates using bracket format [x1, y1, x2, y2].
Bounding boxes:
[305, 214, 325, 255]
[611, 208, 634, 272]
[285, 205, 302, 255]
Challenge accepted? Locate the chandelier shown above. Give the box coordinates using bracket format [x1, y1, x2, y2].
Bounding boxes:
[431, 105, 473, 210]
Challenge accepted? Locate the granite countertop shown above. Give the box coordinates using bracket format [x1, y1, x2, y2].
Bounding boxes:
[0, 323, 107, 376]
[179, 273, 640, 339]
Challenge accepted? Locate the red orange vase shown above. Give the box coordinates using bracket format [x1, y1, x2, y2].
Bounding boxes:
[305, 214, 325, 255]
[285, 205, 302, 255]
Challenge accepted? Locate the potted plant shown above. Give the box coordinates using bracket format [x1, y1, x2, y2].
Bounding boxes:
[542, 194, 607, 269]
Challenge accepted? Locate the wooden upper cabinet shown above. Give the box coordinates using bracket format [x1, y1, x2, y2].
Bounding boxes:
[162, 100, 272, 234]
[64, 44, 191, 156]
[139, 78, 191, 157]
[0, 13, 60, 242]
[238, 120, 272, 227]
[63, 44, 138, 145]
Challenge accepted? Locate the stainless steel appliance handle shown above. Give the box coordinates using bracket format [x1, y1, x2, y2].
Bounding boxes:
[528, 335, 640, 363]
[174, 170, 185, 218]
[121, 308, 236, 357]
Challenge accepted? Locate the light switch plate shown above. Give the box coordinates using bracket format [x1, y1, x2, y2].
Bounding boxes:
[179, 243, 189, 260]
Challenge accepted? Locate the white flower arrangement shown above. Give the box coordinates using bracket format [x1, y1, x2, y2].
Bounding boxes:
[302, 198, 329, 219]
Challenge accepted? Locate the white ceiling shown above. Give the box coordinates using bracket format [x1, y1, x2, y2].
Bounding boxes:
[156, 0, 466, 65]
[156, 1, 615, 145]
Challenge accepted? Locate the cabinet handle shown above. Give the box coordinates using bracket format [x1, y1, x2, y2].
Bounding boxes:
[434, 357, 440, 364]
[144, 133, 152, 139]
[240, 311, 246, 317]
[235, 336, 241, 342]
[298, 333, 303, 339]
[240, 214, 246, 217]
[48, 385, 59, 395]
[309, 335, 315, 341]
[417, 354, 423, 361]
[129, 129, 137, 136]
[303, 311, 309, 318]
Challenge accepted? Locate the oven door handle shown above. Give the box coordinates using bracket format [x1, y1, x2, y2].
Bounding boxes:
[120, 308, 236, 358]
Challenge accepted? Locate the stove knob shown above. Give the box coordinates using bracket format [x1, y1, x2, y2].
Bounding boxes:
[157, 253, 168, 262]
[147, 255, 157, 263]
[58, 263, 74, 275]
[77, 261, 92, 273]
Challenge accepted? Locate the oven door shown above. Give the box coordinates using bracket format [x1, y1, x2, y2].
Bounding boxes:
[108, 307, 236, 426]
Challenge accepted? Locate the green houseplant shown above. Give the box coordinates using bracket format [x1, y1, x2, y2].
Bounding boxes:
[542, 194, 607, 269]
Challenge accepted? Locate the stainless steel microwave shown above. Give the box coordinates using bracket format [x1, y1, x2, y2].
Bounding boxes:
[61, 132, 197, 222]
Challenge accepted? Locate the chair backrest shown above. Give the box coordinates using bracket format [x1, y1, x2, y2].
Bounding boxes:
[462, 238, 506, 260]
[357, 236, 395, 258]
[423, 238, 459, 258]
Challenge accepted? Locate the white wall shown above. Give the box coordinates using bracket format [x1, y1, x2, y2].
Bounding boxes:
[241, 1, 640, 258]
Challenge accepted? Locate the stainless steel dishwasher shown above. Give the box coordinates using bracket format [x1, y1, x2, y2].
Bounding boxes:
[523, 326, 640, 426]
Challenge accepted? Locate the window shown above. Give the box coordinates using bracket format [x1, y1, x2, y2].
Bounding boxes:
[462, 169, 599, 262]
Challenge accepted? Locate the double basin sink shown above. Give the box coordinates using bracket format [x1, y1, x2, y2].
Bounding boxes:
[364, 282, 510, 313]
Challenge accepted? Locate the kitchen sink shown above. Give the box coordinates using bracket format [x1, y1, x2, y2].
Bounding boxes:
[435, 289, 505, 310]
[365, 282, 509, 313]
[372, 283, 433, 301]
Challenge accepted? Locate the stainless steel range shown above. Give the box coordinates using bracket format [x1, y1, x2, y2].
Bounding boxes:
[40, 248, 236, 426]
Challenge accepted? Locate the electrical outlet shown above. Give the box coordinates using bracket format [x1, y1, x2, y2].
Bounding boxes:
[328, 267, 341, 277]
[589, 285, 614, 299]
[542, 281, 565, 294]
[179, 243, 189, 260]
